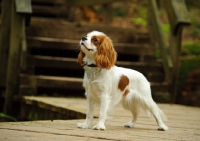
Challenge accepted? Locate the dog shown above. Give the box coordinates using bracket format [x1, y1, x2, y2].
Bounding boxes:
[77, 31, 168, 131]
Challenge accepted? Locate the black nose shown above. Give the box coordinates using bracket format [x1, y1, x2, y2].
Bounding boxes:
[82, 37, 87, 41]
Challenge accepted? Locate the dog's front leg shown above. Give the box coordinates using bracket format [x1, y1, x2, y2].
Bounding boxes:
[93, 94, 110, 130]
[77, 96, 94, 129]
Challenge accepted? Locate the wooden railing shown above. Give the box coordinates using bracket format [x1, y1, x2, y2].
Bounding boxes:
[0, 0, 32, 114]
[147, 0, 190, 102]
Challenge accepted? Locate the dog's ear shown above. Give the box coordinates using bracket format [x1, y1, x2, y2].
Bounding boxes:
[77, 50, 85, 66]
[95, 37, 117, 69]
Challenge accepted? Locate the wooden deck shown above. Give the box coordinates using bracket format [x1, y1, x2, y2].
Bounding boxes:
[1, 96, 200, 141]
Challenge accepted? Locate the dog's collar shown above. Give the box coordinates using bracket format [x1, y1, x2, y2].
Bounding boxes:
[84, 64, 98, 67]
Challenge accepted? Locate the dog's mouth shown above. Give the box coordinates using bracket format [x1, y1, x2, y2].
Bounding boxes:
[81, 43, 93, 51]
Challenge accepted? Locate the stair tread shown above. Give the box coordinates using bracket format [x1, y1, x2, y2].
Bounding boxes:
[20, 74, 167, 86]
[27, 55, 163, 73]
[27, 36, 154, 56]
[28, 55, 161, 66]
[20, 74, 83, 82]
[26, 17, 150, 44]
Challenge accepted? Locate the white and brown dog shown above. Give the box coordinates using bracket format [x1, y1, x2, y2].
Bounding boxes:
[77, 31, 168, 131]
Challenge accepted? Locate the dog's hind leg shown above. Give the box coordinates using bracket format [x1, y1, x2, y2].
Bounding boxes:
[143, 99, 168, 131]
[122, 94, 140, 128]
[124, 106, 140, 128]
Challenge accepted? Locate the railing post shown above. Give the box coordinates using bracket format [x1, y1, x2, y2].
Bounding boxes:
[4, 0, 32, 115]
[163, 0, 190, 103]
[147, 0, 173, 83]
[0, 0, 13, 88]
[4, 0, 23, 115]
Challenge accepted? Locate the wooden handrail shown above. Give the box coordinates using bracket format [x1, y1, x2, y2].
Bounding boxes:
[148, 0, 190, 102]
[3, 0, 32, 115]
[147, 0, 173, 83]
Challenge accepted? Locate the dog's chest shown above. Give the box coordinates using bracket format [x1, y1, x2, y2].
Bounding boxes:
[84, 66, 102, 80]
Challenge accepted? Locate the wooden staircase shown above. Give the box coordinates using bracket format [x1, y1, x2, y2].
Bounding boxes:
[19, 1, 170, 102]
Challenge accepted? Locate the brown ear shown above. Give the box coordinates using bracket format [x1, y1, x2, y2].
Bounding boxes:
[77, 50, 85, 66]
[95, 37, 117, 69]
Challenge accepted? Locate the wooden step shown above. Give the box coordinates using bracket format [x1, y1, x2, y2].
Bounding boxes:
[20, 75, 168, 96]
[27, 37, 155, 56]
[31, 0, 116, 6]
[20, 75, 83, 89]
[27, 55, 163, 74]
[32, 5, 68, 18]
[27, 18, 151, 44]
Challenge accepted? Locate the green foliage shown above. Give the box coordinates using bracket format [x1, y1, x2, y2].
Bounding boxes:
[181, 42, 200, 56]
[131, 17, 146, 26]
[179, 56, 200, 85]
[131, 5, 147, 26]
[28, 111, 38, 120]
[162, 24, 170, 34]
[190, 27, 200, 38]
[155, 48, 161, 60]
[161, 93, 170, 101]
[0, 113, 17, 121]
[112, 8, 126, 17]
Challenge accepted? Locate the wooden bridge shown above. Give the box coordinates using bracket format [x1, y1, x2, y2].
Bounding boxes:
[0, 0, 192, 126]
[1, 97, 200, 141]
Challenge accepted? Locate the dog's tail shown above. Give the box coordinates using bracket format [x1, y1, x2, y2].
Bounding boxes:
[144, 100, 167, 121]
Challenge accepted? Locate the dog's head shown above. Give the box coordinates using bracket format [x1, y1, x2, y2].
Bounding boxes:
[78, 31, 117, 69]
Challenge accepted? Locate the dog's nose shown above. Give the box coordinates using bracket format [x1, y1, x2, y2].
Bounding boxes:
[82, 37, 87, 41]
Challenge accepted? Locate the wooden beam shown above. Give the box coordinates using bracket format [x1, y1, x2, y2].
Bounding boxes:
[163, 0, 190, 102]
[168, 24, 183, 103]
[4, 0, 23, 115]
[103, 3, 112, 24]
[0, 0, 12, 87]
[147, 0, 173, 82]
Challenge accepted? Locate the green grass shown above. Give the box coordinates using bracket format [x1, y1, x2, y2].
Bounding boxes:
[0, 113, 17, 121]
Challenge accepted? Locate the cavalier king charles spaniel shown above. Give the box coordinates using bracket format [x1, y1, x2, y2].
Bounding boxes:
[77, 31, 168, 131]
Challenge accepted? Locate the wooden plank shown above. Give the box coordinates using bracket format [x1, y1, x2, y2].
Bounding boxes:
[32, 5, 68, 18]
[164, 0, 190, 35]
[27, 18, 150, 43]
[27, 55, 163, 74]
[1, 97, 200, 141]
[20, 75, 83, 90]
[27, 37, 154, 56]
[32, 0, 116, 6]
[19, 75, 168, 94]
[0, 0, 12, 87]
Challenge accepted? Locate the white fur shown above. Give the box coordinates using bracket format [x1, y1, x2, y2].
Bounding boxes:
[77, 31, 168, 131]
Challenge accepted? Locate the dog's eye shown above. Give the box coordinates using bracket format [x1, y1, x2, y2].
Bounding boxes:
[92, 38, 98, 42]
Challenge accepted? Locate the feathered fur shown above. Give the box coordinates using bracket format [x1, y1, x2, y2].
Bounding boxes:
[77, 31, 168, 131]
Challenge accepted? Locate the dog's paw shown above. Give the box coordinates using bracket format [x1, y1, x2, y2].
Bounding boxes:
[93, 123, 106, 130]
[158, 124, 168, 131]
[77, 122, 90, 129]
[124, 121, 135, 128]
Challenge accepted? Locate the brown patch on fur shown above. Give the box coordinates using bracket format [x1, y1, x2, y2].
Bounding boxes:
[118, 75, 129, 91]
[77, 50, 85, 66]
[123, 89, 130, 96]
[92, 35, 117, 69]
